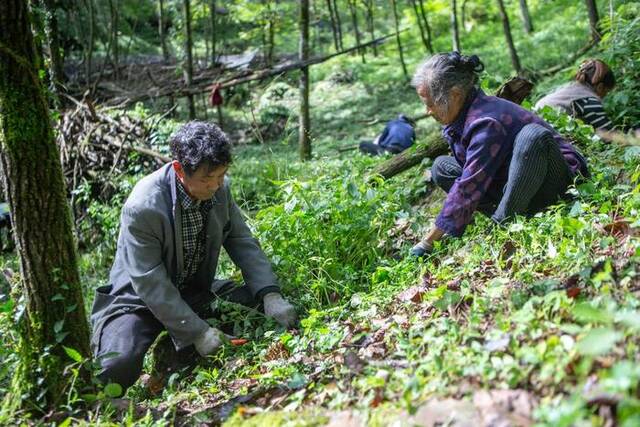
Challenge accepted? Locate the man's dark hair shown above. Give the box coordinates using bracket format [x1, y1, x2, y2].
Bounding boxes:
[169, 121, 232, 175]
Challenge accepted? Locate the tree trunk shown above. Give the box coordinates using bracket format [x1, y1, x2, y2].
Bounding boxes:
[209, 0, 216, 63]
[371, 132, 448, 180]
[417, 0, 434, 53]
[518, 0, 534, 34]
[108, 0, 119, 79]
[0, 0, 91, 414]
[451, 0, 461, 52]
[84, 0, 95, 79]
[299, 0, 311, 161]
[390, 0, 408, 79]
[182, 0, 196, 119]
[584, 0, 600, 42]
[410, 0, 430, 54]
[159, 0, 169, 61]
[267, 12, 275, 67]
[461, 0, 468, 31]
[326, 0, 340, 51]
[496, 0, 522, 74]
[332, 0, 344, 50]
[41, 0, 65, 91]
[363, 0, 377, 56]
[348, 0, 365, 63]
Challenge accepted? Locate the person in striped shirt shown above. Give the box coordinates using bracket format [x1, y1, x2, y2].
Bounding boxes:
[535, 59, 615, 131]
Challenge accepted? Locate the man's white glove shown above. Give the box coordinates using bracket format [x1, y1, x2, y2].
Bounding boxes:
[193, 327, 225, 356]
[263, 293, 297, 328]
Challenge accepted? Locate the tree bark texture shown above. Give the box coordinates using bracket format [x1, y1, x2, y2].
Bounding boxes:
[299, 0, 312, 161]
[519, 0, 534, 34]
[390, 0, 408, 79]
[451, 0, 461, 52]
[496, 0, 522, 74]
[182, 0, 196, 119]
[584, 0, 600, 42]
[0, 0, 91, 414]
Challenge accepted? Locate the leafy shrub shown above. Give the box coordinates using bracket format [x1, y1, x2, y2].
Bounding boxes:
[601, 3, 640, 129]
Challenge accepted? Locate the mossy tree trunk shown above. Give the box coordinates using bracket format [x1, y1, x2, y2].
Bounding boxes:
[0, 0, 91, 415]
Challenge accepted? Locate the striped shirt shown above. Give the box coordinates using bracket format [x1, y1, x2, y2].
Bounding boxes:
[572, 97, 613, 130]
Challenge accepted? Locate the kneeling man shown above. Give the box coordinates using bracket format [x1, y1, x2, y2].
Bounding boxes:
[91, 121, 296, 391]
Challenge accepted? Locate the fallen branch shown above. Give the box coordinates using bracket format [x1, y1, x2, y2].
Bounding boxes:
[108, 30, 407, 106]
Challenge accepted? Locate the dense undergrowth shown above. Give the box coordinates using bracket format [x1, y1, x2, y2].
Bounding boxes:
[1, 0, 640, 425]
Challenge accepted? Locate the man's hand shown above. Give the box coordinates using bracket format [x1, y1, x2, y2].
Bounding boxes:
[193, 327, 226, 356]
[263, 293, 297, 328]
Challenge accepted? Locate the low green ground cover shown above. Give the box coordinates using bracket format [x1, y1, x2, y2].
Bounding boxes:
[1, 1, 639, 425]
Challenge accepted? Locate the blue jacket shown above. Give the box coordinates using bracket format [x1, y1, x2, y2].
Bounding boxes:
[378, 115, 415, 153]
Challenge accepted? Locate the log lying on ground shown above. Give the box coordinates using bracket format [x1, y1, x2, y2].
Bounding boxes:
[370, 131, 448, 180]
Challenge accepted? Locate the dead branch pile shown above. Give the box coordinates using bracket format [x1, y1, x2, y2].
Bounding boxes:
[56, 96, 170, 225]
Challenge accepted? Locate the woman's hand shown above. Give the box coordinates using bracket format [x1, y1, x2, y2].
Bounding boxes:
[410, 226, 445, 257]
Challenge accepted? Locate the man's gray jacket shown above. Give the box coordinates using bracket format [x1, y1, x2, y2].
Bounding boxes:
[90, 163, 279, 351]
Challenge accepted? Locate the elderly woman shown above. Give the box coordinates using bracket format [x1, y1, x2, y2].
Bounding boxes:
[535, 59, 616, 131]
[410, 52, 589, 257]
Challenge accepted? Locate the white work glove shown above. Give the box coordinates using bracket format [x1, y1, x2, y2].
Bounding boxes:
[263, 293, 298, 328]
[193, 327, 226, 357]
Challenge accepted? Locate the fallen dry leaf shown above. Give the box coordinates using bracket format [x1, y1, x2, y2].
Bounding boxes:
[397, 286, 427, 303]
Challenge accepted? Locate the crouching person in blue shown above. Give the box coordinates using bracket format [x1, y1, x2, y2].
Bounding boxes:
[359, 114, 416, 155]
[409, 52, 589, 256]
[90, 121, 297, 392]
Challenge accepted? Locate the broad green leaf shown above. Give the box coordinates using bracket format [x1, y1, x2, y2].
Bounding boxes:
[63, 346, 83, 363]
[576, 327, 621, 356]
[572, 302, 613, 324]
[104, 383, 123, 398]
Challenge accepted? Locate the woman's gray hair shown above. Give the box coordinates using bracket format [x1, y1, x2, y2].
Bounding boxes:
[412, 52, 485, 108]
